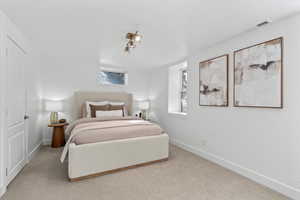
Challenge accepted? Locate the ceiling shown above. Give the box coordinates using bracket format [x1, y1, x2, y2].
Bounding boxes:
[0, 0, 300, 68]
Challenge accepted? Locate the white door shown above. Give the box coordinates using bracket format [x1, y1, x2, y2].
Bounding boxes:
[5, 37, 27, 184]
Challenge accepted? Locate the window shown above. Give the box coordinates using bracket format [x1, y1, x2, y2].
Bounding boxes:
[180, 69, 188, 113]
[97, 67, 128, 85]
[168, 61, 188, 114]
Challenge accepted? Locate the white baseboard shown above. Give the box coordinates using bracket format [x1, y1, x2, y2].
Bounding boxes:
[170, 138, 300, 200]
[0, 186, 6, 198]
[28, 141, 42, 162]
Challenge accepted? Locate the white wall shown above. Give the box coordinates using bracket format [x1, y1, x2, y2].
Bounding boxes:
[39, 57, 152, 143]
[0, 10, 43, 197]
[149, 14, 300, 199]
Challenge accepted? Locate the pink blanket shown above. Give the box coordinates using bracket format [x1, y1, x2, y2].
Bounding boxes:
[60, 117, 164, 162]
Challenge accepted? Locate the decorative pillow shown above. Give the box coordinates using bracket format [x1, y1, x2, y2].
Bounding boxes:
[96, 110, 123, 117]
[85, 101, 108, 117]
[89, 104, 110, 118]
[109, 102, 128, 116]
[109, 104, 125, 117]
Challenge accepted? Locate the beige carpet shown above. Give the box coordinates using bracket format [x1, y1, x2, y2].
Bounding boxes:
[1, 145, 289, 200]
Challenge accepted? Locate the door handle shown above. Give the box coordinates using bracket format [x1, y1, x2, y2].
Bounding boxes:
[24, 115, 29, 120]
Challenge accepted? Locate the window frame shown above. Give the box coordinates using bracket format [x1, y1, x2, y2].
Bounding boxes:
[179, 68, 188, 113]
[168, 61, 188, 116]
[97, 67, 128, 86]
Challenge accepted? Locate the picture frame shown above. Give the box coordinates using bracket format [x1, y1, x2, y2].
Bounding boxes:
[233, 37, 283, 108]
[199, 54, 229, 107]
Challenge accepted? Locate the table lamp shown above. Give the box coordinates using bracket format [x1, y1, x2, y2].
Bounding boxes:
[45, 100, 63, 124]
[138, 100, 150, 120]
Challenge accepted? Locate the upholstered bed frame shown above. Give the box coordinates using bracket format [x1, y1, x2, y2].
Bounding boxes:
[68, 91, 169, 181]
[74, 91, 133, 119]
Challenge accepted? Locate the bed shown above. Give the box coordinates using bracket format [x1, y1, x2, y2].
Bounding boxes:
[61, 91, 169, 181]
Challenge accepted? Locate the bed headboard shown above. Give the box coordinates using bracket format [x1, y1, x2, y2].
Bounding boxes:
[74, 91, 133, 119]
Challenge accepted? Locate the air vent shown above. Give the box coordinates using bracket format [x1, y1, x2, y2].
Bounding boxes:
[256, 20, 271, 27]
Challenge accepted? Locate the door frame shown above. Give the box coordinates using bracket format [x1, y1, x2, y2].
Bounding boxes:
[2, 32, 28, 189]
[0, 12, 6, 197]
[0, 11, 29, 197]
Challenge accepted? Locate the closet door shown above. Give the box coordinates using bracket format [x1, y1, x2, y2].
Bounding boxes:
[6, 37, 27, 184]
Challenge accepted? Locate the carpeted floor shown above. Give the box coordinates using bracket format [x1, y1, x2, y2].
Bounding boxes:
[1, 145, 289, 200]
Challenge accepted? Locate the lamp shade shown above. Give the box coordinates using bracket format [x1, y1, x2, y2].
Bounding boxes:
[44, 100, 63, 112]
[138, 100, 150, 110]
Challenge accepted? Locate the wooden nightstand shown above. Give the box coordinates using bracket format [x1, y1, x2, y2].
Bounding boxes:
[48, 123, 69, 148]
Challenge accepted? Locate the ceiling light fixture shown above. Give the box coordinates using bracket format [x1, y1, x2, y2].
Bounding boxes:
[124, 31, 142, 53]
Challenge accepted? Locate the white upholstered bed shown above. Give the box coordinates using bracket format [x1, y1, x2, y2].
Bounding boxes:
[62, 91, 169, 181]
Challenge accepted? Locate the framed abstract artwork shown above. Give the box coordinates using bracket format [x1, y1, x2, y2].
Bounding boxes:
[234, 37, 283, 108]
[199, 54, 228, 106]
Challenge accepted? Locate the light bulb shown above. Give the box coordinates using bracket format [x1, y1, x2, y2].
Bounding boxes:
[134, 35, 142, 42]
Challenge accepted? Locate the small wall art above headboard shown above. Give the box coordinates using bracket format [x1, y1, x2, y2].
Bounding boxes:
[74, 91, 133, 119]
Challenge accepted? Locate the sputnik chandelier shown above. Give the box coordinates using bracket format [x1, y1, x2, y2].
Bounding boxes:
[124, 31, 142, 53]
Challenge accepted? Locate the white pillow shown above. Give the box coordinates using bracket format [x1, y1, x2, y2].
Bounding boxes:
[96, 110, 123, 117]
[85, 101, 108, 117]
[109, 102, 124, 105]
[109, 102, 128, 116]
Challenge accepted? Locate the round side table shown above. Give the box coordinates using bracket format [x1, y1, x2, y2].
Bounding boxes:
[48, 123, 69, 148]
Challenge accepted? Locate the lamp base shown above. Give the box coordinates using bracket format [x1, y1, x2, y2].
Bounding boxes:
[141, 110, 147, 120]
[50, 112, 59, 124]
